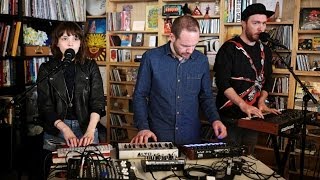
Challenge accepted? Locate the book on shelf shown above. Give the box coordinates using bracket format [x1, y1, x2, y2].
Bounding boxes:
[131, 33, 144, 47]
[145, 5, 159, 31]
[86, 33, 107, 61]
[132, 21, 145, 31]
[0, 95, 14, 125]
[120, 34, 132, 47]
[109, 35, 121, 46]
[149, 35, 157, 47]
[163, 18, 172, 34]
[10, 21, 21, 57]
[120, 10, 131, 31]
[312, 36, 320, 51]
[110, 49, 118, 62]
[299, 8, 320, 30]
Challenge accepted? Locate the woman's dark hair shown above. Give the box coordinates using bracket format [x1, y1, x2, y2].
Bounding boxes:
[51, 22, 86, 64]
[171, 15, 200, 39]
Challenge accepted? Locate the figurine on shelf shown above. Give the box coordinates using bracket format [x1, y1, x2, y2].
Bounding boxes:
[204, 5, 210, 19]
[192, 3, 202, 16]
[182, 3, 192, 15]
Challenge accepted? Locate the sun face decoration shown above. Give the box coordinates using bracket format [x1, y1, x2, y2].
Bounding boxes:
[86, 34, 107, 61]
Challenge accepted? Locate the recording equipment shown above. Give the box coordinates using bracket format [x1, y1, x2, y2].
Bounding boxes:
[259, 32, 288, 49]
[238, 109, 317, 136]
[67, 159, 136, 179]
[141, 159, 185, 172]
[117, 142, 179, 159]
[179, 142, 246, 160]
[63, 48, 75, 64]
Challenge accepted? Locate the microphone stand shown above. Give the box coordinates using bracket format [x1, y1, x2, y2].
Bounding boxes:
[7, 60, 70, 158]
[270, 44, 317, 180]
[10, 60, 70, 107]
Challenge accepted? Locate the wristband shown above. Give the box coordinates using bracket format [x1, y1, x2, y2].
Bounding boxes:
[54, 120, 62, 127]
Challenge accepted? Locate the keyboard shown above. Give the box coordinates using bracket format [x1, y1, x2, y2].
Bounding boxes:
[56, 144, 113, 157]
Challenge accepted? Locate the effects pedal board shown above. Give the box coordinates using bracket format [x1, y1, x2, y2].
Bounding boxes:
[141, 154, 185, 172]
[67, 158, 136, 179]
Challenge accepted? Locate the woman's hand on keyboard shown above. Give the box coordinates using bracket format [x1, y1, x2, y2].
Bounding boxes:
[79, 129, 95, 147]
[61, 127, 79, 147]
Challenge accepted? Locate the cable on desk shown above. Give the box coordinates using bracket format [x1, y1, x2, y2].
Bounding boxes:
[241, 157, 281, 180]
[183, 164, 216, 180]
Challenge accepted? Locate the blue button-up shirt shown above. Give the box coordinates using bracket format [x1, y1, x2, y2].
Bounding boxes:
[133, 42, 220, 145]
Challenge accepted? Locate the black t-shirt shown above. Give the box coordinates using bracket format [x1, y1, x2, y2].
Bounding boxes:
[214, 36, 273, 119]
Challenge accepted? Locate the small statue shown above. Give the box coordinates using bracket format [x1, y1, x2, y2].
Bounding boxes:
[192, 3, 202, 16]
[204, 5, 210, 19]
[182, 3, 192, 15]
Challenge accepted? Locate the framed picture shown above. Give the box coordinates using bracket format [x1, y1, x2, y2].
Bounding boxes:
[299, 8, 320, 30]
[195, 45, 207, 55]
[146, 5, 159, 31]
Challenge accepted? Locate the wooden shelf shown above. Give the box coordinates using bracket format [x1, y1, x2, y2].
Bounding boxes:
[110, 81, 136, 85]
[110, 110, 134, 116]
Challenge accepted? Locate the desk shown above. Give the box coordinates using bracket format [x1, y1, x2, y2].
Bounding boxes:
[48, 155, 284, 180]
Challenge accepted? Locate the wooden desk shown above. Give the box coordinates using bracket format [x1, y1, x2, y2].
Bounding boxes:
[48, 155, 284, 180]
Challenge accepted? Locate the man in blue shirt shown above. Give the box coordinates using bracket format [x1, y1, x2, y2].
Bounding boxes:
[131, 15, 227, 145]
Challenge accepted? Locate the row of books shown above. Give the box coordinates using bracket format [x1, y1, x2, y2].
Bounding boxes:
[0, 58, 15, 87]
[225, 0, 252, 23]
[296, 54, 311, 71]
[111, 128, 129, 141]
[110, 113, 129, 127]
[110, 67, 138, 82]
[272, 54, 291, 69]
[110, 84, 125, 97]
[110, 49, 132, 63]
[199, 19, 220, 34]
[107, 11, 131, 32]
[109, 33, 145, 47]
[0, 21, 21, 57]
[268, 25, 293, 50]
[24, 57, 49, 84]
[23, 0, 86, 22]
[268, 96, 287, 110]
[0, 0, 18, 15]
[271, 76, 289, 94]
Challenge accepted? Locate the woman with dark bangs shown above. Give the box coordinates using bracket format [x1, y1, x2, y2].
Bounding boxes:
[37, 22, 106, 152]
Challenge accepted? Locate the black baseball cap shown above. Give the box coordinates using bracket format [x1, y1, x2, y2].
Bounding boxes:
[241, 3, 274, 21]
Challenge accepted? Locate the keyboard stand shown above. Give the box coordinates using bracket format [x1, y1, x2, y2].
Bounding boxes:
[271, 130, 298, 176]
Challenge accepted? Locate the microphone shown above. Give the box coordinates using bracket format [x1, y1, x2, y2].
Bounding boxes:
[259, 32, 288, 50]
[63, 48, 75, 64]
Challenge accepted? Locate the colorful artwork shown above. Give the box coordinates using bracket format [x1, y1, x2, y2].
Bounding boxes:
[86, 33, 106, 61]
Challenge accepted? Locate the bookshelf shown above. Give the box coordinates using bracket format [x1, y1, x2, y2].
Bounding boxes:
[106, 0, 160, 144]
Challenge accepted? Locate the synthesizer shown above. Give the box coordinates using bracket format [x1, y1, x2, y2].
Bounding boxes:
[118, 142, 179, 159]
[179, 142, 246, 160]
[52, 144, 113, 164]
[57, 144, 113, 157]
[237, 109, 317, 136]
